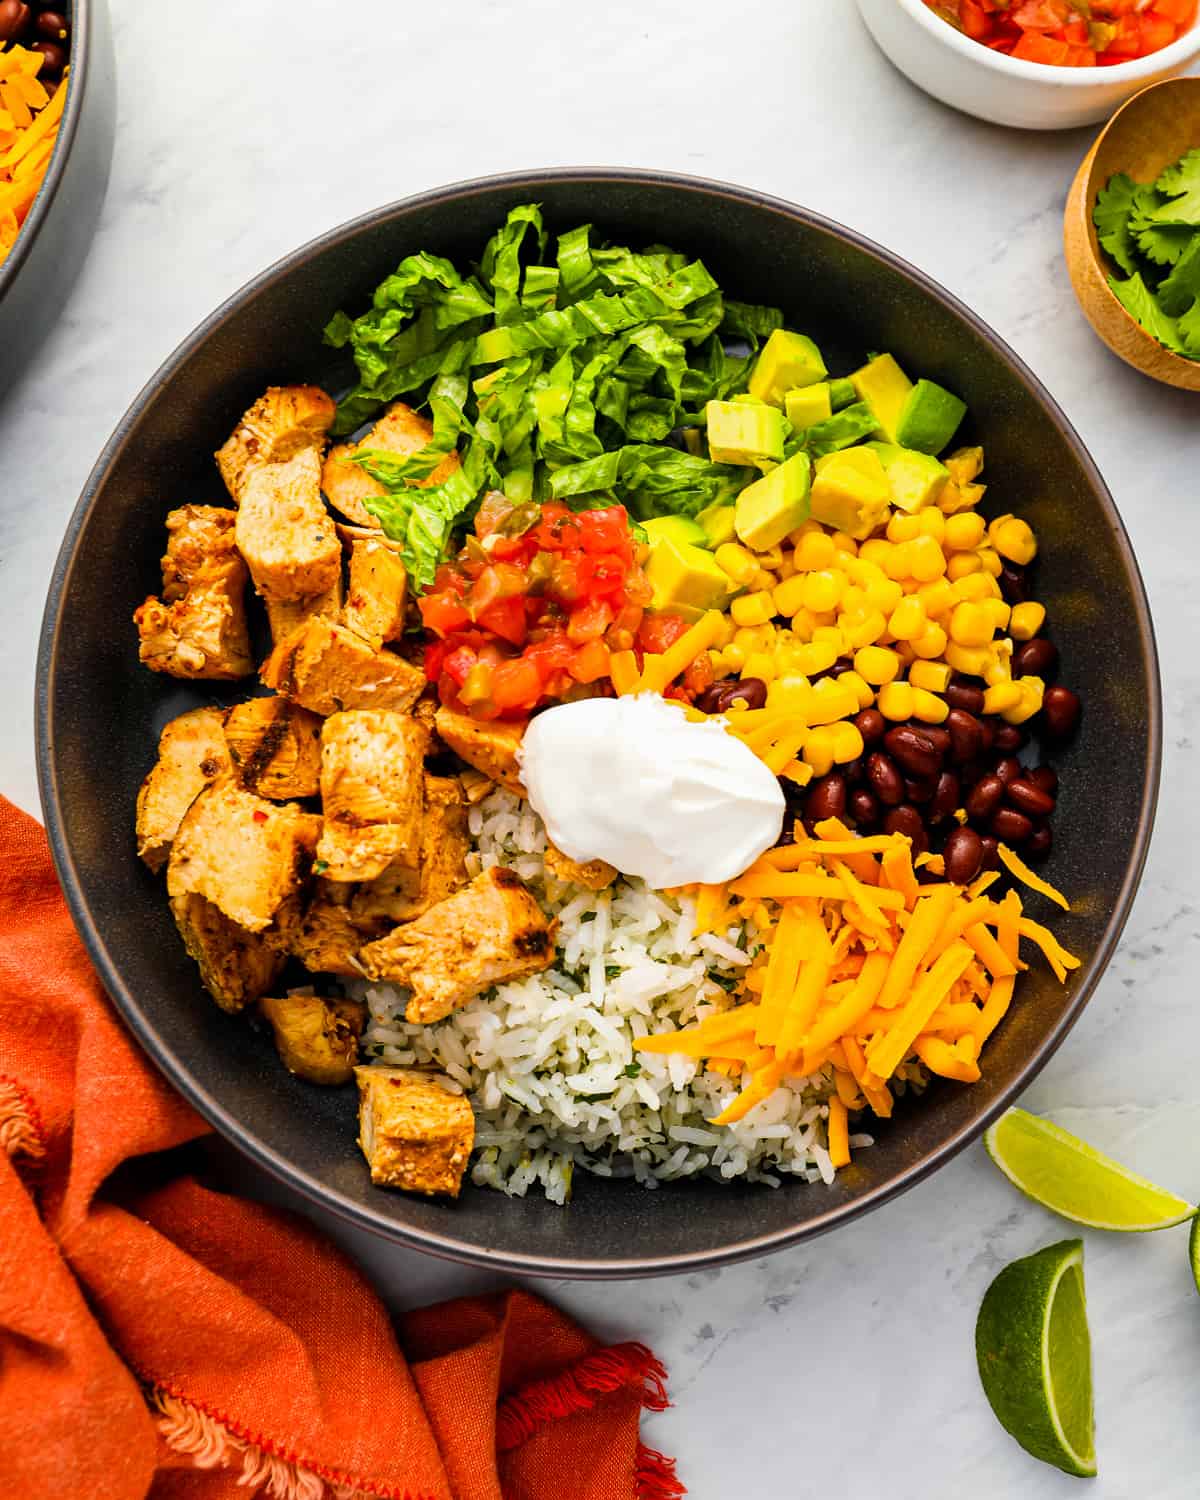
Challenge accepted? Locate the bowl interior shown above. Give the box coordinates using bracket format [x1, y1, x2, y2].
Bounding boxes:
[38, 173, 1160, 1276]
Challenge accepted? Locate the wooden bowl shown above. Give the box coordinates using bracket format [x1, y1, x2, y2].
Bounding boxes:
[1065, 77, 1200, 392]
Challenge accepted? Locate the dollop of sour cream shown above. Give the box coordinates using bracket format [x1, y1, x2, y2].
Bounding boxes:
[518, 695, 785, 889]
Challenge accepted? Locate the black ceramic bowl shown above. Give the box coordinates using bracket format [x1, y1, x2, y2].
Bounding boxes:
[37, 171, 1160, 1278]
[0, 0, 115, 396]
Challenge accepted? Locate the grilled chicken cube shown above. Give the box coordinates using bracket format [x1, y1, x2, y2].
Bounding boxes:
[353, 773, 469, 924]
[342, 535, 408, 647]
[170, 892, 283, 1013]
[265, 575, 345, 647]
[224, 696, 323, 800]
[167, 782, 320, 934]
[136, 708, 232, 873]
[134, 506, 253, 680]
[260, 992, 366, 1086]
[235, 448, 343, 603]
[544, 844, 618, 892]
[434, 707, 526, 794]
[290, 879, 384, 977]
[261, 618, 424, 717]
[359, 866, 556, 1023]
[322, 401, 461, 529]
[215, 384, 336, 502]
[316, 711, 428, 882]
[355, 1066, 474, 1197]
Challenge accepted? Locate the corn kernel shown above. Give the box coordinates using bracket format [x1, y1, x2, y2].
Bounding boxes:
[977, 546, 1003, 578]
[772, 575, 808, 617]
[909, 660, 952, 694]
[983, 652, 1012, 686]
[741, 652, 776, 684]
[946, 552, 982, 581]
[733, 627, 765, 654]
[982, 681, 1022, 714]
[797, 640, 839, 676]
[984, 598, 1011, 632]
[883, 543, 911, 582]
[803, 569, 846, 614]
[768, 673, 811, 709]
[777, 553, 797, 579]
[877, 681, 915, 721]
[751, 569, 778, 592]
[842, 609, 888, 650]
[887, 512, 922, 543]
[789, 607, 816, 642]
[715, 543, 759, 587]
[911, 622, 949, 660]
[864, 577, 904, 616]
[709, 614, 735, 648]
[808, 680, 859, 724]
[757, 544, 785, 569]
[859, 539, 892, 569]
[839, 584, 868, 616]
[889, 596, 928, 642]
[954, 571, 1000, 603]
[917, 508, 946, 542]
[910, 687, 950, 725]
[794, 531, 837, 571]
[839, 669, 875, 710]
[789, 519, 823, 544]
[802, 726, 836, 777]
[717, 644, 746, 672]
[991, 516, 1037, 566]
[830, 721, 865, 763]
[730, 590, 775, 627]
[949, 601, 993, 648]
[1002, 675, 1045, 726]
[907, 535, 947, 583]
[1009, 602, 1046, 641]
[944, 642, 990, 677]
[916, 579, 956, 619]
[831, 532, 859, 556]
[944, 512, 986, 551]
[854, 645, 901, 685]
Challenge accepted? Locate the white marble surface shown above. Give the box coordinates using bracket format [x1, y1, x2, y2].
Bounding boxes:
[3, 2, 1200, 1494]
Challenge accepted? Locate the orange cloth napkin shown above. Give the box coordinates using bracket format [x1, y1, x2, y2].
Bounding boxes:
[0, 797, 683, 1500]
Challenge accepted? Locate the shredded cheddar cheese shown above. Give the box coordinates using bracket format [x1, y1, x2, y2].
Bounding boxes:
[0, 48, 66, 269]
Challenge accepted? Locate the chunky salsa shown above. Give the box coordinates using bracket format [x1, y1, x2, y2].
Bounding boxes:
[923, 0, 1196, 64]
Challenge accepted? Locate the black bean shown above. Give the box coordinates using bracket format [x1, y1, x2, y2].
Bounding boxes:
[35, 8, 67, 39]
[905, 774, 938, 805]
[843, 757, 864, 784]
[848, 788, 880, 828]
[979, 835, 1000, 871]
[805, 773, 847, 824]
[958, 758, 986, 788]
[945, 680, 986, 714]
[854, 708, 886, 745]
[1042, 685, 1081, 739]
[994, 756, 1022, 786]
[998, 563, 1027, 604]
[965, 774, 1004, 821]
[865, 752, 905, 807]
[976, 718, 996, 755]
[27, 37, 64, 72]
[698, 677, 768, 714]
[944, 826, 984, 885]
[946, 708, 982, 763]
[991, 723, 1027, 754]
[1028, 765, 1058, 797]
[1006, 778, 1055, 818]
[883, 725, 942, 778]
[1014, 637, 1058, 680]
[992, 807, 1033, 844]
[0, 0, 30, 40]
[1024, 824, 1053, 862]
[883, 804, 928, 855]
[922, 725, 952, 757]
[928, 770, 961, 825]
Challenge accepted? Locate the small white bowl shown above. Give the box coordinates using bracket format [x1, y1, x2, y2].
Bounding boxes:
[855, 0, 1200, 129]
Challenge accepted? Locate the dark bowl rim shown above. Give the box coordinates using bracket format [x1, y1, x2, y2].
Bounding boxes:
[0, 0, 95, 305]
[36, 166, 1163, 1279]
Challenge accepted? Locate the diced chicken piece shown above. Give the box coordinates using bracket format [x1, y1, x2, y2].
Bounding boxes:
[353, 773, 469, 924]
[261, 618, 424, 717]
[215, 385, 336, 502]
[170, 892, 283, 1013]
[224, 696, 323, 800]
[167, 782, 320, 934]
[359, 866, 556, 1024]
[434, 707, 526, 795]
[265, 575, 345, 647]
[136, 708, 232, 873]
[316, 711, 428, 882]
[544, 844, 618, 892]
[290, 879, 385, 977]
[235, 448, 343, 603]
[134, 506, 253, 680]
[260, 992, 366, 1086]
[321, 402, 462, 528]
[355, 1066, 475, 1197]
[342, 536, 408, 647]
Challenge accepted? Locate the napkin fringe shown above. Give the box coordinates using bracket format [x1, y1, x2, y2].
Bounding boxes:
[152, 1386, 435, 1500]
[635, 1444, 686, 1500]
[0, 1073, 46, 1164]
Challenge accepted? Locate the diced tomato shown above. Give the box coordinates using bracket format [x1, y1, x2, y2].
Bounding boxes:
[568, 640, 612, 684]
[524, 630, 575, 681]
[1152, 0, 1194, 23]
[960, 0, 992, 38]
[419, 590, 471, 637]
[1064, 42, 1098, 62]
[477, 596, 528, 646]
[1061, 18, 1089, 41]
[491, 658, 542, 713]
[424, 640, 449, 682]
[1011, 0, 1071, 27]
[567, 597, 615, 645]
[442, 645, 478, 687]
[488, 533, 538, 563]
[1139, 12, 1177, 50]
[1011, 29, 1071, 60]
[637, 613, 690, 655]
[683, 654, 715, 696]
[578, 506, 632, 557]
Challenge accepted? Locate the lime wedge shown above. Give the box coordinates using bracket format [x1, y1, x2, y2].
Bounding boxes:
[1190, 1215, 1200, 1295]
[984, 1107, 1196, 1231]
[976, 1239, 1096, 1478]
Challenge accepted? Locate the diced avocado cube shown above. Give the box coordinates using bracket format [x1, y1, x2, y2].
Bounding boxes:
[828, 376, 858, 411]
[784, 383, 833, 432]
[734, 451, 812, 551]
[642, 515, 710, 548]
[810, 448, 891, 540]
[748, 330, 828, 407]
[872, 445, 949, 513]
[644, 536, 736, 614]
[696, 502, 737, 548]
[850, 354, 913, 442]
[705, 400, 785, 466]
[895, 380, 967, 454]
[803, 402, 879, 459]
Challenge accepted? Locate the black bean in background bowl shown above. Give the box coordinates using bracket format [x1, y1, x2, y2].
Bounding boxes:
[36, 170, 1161, 1279]
[0, 0, 115, 396]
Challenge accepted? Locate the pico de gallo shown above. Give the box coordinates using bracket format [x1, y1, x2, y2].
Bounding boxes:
[419, 494, 708, 720]
[923, 0, 1195, 64]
